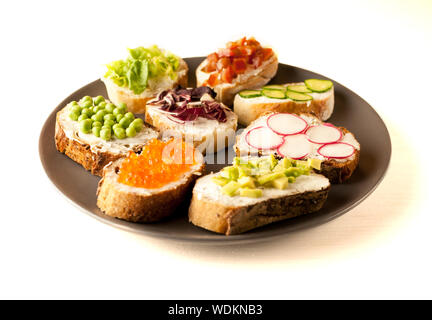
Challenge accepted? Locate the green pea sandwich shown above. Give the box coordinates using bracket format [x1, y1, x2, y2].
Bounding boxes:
[188, 155, 330, 235]
[102, 45, 188, 114]
[55, 95, 159, 176]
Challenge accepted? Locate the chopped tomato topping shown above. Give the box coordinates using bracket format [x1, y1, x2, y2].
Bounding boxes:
[204, 37, 274, 85]
[221, 66, 234, 83]
[232, 58, 247, 74]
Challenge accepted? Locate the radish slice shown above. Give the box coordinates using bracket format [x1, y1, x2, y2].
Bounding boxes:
[266, 113, 308, 136]
[305, 124, 342, 144]
[245, 126, 284, 150]
[318, 142, 355, 159]
[277, 134, 312, 159]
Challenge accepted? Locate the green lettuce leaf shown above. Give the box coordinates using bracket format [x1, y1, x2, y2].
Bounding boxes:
[104, 45, 180, 94]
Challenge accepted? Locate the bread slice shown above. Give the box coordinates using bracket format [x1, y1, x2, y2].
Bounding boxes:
[196, 55, 278, 106]
[101, 59, 188, 114]
[233, 82, 334, 126]
[189, 172, 330, 235]
[55, 105, 159, 176]
[234, 113, 360, 184]
[145, 101, 238, 155]
[97, 152, 205, 223]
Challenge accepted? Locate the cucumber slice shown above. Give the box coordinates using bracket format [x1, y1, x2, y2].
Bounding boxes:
[262, 84, 286, 91]
[304, 79, 333, 93]
[238, 90, 262, 98]
[262, 89, 286, 99]
[286, 84, 312, 93]
[285, 91, 313, 101]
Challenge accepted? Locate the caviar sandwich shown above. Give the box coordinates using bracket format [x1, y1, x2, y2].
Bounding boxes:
[97, 139, 205, 222]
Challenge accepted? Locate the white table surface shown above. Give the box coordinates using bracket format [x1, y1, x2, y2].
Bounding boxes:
[1, 0, 432, 299]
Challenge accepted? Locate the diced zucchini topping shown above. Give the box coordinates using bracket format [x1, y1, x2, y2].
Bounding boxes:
[214, 155, 322, 198]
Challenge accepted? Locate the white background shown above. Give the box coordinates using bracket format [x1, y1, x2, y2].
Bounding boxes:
[1, 0, 432, 299]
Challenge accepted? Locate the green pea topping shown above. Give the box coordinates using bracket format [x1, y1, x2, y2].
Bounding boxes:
[104, 119, 115, 127]
[101, 125, 112, 133]
[92, 127, 101, 137]
[124, 112, 134, 121]
[81, 108, 93, 117]
[105, 103, 116, 113]
[93, 96, 105, 105]
[69, 101, 79, 107]
[79, 96, 92, 104]
[69, 111, 79, 121]
[126, 126, 137, 138]
[80, 100, 93, 108]
[92, 121, 102, 128]
[104, 114, 116, 122]
[118, 102, 127, 112]
[113, 124, 122, 130]
[98, 101, 107, 108]
[71, 105, 82, 114]
[100, 128, 111, 141]
[78, 114, 89, 121]
[114, 127, 126, 139]
[79, 119, 92, 134]
[119, 117, 131, 129]
[116, 114, 124, 122]
[113, 107, 125, 116]
[130, 118, 143, 132]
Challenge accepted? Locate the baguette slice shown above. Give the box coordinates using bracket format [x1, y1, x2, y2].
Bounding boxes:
[145, 97, 238, 154]
[189, 172, 330, 235]
[55, 105, 159, 176]
[102, 59, 188, 114]
[234, 112, 360, 184]
[196, 55, 278, 106]
[97, 151, 205, 223]
[233, 82, 334, 126]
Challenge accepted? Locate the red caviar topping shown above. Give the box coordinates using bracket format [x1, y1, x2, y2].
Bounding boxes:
[117, 139, 198, 189]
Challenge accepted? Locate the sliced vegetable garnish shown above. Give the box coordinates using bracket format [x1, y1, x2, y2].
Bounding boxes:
[317, 142, 355, 159]
[304, 79, 333, 93]
[262, 84, 286, 91]
[245, 126, 284, 150]
[262, 89, 286, 99]
[285, 91, 313, 101]
[286, 84, 312, 93]
[239, 90, 262, 98]
[266, 113, 308, 136]
[305, 124, 342, 144]
[277, 134, 311, 160]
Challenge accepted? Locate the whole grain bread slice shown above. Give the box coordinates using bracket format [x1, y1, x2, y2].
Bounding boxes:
[55, 105, 159, 176]
[189, 173, 330, 235]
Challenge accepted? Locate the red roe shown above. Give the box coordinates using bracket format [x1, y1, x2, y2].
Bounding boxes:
[118, 139, 197, 189]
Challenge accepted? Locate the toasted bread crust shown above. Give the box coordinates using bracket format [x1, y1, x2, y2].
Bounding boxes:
[55, 113, 127, 176]
[189, 186, 330, 235]
[196, 55, 278, 106]
[103, 60, 188, 114]
[97, 160, 205, 222]
[234, 87, 334, 126]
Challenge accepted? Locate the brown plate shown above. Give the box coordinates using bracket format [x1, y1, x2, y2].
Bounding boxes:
[39, 57, 391, 243]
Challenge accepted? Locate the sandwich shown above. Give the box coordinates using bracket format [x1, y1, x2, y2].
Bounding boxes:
[234, 112, 360, 183]
[102, 45, 188, 114]
[145, 86, 238, 154]
[55, 95, 158, 176]
[188, 155, 330, 235]
[196, 37, 278, 106]
[234, 79, 334, 126]
[97, 138, 205, 222]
